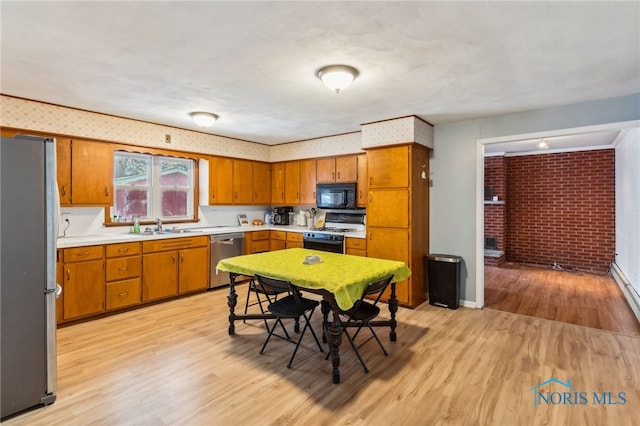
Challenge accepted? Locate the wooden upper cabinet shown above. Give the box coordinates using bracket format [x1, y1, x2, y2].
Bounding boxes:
[253, 162, 271, 204]
[271, 162, 285, 204]
[316, 155, 357, 183]
[367, 146, 409, 188]
[299, 159, 317, 204]
[356, 153, 367, 208]
[56, 137, 71, 205]
[367, 189, 410, 228]
[316, 158, 335, 183]
[284, 161, 300, 205]
[71, 139, 113, 204]
[232, 159, 253, 204]
[209, 156, 233, 204]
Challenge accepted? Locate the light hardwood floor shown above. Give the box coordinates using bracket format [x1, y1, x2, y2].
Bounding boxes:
[485, 263, 640, 337]
[4, 284, 640, 425]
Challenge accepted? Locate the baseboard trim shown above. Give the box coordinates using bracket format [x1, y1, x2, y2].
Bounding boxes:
[461, 299, 477, 309]
[611, 263, 640, 323]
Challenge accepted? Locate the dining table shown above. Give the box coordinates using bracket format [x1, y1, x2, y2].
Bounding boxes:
[215, 247, 411, 383]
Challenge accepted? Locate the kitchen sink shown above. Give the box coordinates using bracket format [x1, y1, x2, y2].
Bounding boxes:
[166, 228, 203, 233]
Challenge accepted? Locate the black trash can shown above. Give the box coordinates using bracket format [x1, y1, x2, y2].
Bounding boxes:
[425, 254, 463, 309]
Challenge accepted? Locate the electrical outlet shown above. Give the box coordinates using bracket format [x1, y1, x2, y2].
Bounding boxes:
[61, 212, 70, 223]
[165, 134, 171, 144]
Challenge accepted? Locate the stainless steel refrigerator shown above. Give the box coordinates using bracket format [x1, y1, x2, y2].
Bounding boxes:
[1, 135, 58, 418]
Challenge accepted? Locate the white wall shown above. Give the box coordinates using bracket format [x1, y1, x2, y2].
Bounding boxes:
[615, 127, 640, 298]
[430, 93, 640, 305]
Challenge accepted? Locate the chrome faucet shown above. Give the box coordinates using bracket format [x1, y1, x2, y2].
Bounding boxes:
[155, 218, 163, 232]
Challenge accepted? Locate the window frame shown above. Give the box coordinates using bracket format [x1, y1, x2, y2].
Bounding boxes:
[112, 150, 198, 224]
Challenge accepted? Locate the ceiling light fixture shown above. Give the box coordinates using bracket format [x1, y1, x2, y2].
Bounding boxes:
[538, 139, 549, 149]
[190, 111, 219, 127]
[316, 65, 359, 93]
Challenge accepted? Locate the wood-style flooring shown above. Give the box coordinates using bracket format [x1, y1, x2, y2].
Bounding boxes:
[485, 263, 640, 337]
[4, 284, 640, 426]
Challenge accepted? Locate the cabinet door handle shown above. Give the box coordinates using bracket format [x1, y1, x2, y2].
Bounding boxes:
[118, 248, 129, 253]
[77, 251, 90, 258]
[234, 192, 238, 199]
[359, 190, 363, 198]
[313, 191, 316, 198]
[104, 187, 109, 197]
[172, 256, 176, 264]
[60, 185, 67, 196]
[337, 172, 340, 180]
[332, 172, 335, 180]
[369, 177, 373, 185]
[369, 232, 373, 240]
[118, 292, 129, 297]
[181, 253, 184, 263]
[368, 194, 373, 204]
[66, 269, 70, 280]
[211, 191, 215, 200]
[118, 266, 128, 273]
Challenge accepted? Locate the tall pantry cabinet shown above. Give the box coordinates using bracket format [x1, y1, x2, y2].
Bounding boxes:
[366, 144, 430, 308]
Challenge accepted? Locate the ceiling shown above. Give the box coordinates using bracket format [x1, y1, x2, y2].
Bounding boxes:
[1, 2, 639, 146]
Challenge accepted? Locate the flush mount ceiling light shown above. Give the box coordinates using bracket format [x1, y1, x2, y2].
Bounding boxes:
[538, 139, 549, 149]
[316, 65, 359, 93]
[190, 111, 219, 128]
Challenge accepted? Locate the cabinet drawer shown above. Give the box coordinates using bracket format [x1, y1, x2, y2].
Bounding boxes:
[63, 245, 103, 262]
[106, 279, 141, 310]
[106, 256, 141, 281]
[106, 242, 141, 258]
[286, 232, 303, 242]
[270, 230, 286, 240]
[143, 236, 208, 253]
[345, 238, 366, 250]
[252, 230, 270, 240]
[252, 239, 270, 253]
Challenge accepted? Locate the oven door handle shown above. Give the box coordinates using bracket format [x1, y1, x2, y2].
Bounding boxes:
[303, 237, 343, 244]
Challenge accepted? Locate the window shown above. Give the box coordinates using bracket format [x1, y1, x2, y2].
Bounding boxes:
[114, 152, 195, 221]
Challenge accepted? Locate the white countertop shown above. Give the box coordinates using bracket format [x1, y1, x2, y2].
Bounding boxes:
[57, 225, 365, 248]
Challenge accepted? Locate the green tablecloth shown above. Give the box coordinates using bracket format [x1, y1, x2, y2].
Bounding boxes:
[216, 248, 411, 310]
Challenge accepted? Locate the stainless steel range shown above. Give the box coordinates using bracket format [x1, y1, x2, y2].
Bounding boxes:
[303, 212, 365, 253]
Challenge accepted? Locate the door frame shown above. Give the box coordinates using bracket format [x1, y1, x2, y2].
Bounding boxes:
[475, 119, 639, 309]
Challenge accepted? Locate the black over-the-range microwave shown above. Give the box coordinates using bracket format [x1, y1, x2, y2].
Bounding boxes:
[316, 182, 357, 209]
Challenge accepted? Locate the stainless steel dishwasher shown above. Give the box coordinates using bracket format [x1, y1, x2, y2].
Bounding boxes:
[210, 233, 244, 289]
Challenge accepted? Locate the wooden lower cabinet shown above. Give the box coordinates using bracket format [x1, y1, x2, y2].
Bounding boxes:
[270, 230, 287, 251]
[142, 236, 209, 302]
[245, 230, 270, 254]
[106, 279, 141, 310]
[367, 227, 410, 305]
[143, 251, 178, 301]
[62, 245, 105, 320]
[105, 242, 142, 311]
[286, 232, 303, 249]
[345, 237, 366, 257]
[178, 246, 209, 294]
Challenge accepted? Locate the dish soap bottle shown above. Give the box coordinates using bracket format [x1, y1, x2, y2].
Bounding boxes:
[132, 216, 141, 234]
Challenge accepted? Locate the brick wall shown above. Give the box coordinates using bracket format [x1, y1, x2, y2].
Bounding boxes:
[505, 149, 615, 273]
[484, 156, 506, 250]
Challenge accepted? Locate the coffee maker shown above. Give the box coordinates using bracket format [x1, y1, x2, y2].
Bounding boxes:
[272, 206, 293, 225]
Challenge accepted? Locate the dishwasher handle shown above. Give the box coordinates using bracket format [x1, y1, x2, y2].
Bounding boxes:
[216, 238, 237, 245]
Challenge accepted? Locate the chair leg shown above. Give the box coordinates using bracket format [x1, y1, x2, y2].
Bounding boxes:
[304, 310, 324, 352]
[344, 328, 369, 373]
[260, 316, 279, 355]
[286, 311, 323, 368]
[367, 323, 388, 356]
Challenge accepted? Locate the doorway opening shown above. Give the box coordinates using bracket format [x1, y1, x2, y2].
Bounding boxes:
[476, 121, 640, 336]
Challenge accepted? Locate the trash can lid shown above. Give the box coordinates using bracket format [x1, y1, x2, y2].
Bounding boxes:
[427, 254, 463, 263]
